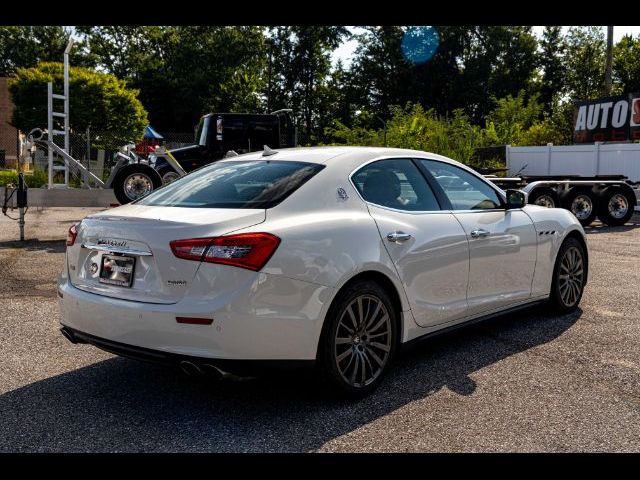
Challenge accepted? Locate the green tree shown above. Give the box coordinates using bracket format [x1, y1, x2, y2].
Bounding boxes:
[268, 26, 349, 143]
[613, 34, 640, 94]
[76, 26, 267, 131]
[9, 62, 148, 145]
[538, 26, 567, 116]
[348, 26, 413, 120]
[0, 26, 92, 76]
[484, 90, 543, 144]
[564, 26, 606, 100]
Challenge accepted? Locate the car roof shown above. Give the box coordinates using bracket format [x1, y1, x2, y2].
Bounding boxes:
[226, 146, 464, 167]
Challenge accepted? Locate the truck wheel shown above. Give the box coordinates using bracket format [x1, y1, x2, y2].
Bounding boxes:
[113, 164, 162, 205]
[157, 167, 181, 185]
[561, 188, 597, 227]
[528, 188, 559, 208]
[597, 186, 636, 226]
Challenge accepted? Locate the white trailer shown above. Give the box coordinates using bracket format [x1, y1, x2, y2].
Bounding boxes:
[484, 143, 640, 226]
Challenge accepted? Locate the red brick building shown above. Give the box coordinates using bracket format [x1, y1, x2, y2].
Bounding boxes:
[0, 77, 19, 169]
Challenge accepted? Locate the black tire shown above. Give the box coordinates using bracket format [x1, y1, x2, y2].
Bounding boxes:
[596, 186, 636, 227]
[548, 237, 587, 314]
[157, 166, 181, 185]
[317, 280, 399, 398]
[561, 188, 598, 227]
[112, 164, 162, 205]
[528, 187, 559, 208]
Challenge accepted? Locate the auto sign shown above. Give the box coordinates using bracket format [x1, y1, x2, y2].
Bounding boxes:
[574, 93, 640, 143]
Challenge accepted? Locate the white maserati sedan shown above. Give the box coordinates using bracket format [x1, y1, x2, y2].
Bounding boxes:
[58, 146, 588, 396]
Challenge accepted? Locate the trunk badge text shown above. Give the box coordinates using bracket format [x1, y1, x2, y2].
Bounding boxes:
[97, 239, 128, 248]
[167, 280, 187, 286]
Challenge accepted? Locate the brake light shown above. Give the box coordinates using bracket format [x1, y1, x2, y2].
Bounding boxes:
[66, 223, 78, 246]
[170, 233, 280, 271]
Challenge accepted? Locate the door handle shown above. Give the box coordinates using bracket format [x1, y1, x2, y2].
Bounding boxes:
[387, 231, 412, 243]
[470, 228, 490, 238]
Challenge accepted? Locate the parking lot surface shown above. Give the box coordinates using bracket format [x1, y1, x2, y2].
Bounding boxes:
[0, 207, 639, 452]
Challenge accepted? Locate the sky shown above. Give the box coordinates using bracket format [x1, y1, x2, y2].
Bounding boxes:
[331, 26, 640, 67]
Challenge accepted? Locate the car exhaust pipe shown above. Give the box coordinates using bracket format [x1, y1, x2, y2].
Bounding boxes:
[179, 360, 205, 376]
[60, 327, 77, 344]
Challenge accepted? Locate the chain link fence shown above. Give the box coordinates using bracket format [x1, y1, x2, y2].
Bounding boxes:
[23, 129, 195, 187]
[0, 127, 18, 170]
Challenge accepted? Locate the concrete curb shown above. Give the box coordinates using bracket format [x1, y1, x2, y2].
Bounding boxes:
[1, 186, 118, 207]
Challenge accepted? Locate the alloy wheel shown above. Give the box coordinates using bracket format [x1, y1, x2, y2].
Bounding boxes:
[558, 246, 585, 307]
[334, 294, 392, 388]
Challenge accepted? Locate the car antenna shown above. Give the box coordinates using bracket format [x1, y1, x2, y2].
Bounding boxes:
[262, 145, 278, 157]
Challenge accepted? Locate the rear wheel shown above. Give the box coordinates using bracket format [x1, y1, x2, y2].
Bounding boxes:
[157, 167, 181, 185]
[528, 188, 559, 208]
[561, 188, 597, 226]
[318, 280, 398, 397]
[596, 186, 635, 226]
[113, 164, 163, 205]
[548, 237, 587, 314]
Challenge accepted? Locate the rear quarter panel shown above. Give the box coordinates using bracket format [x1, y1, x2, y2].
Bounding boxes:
[230, 154, 417, 343]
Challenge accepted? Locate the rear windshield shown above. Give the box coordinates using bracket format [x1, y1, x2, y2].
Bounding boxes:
[136, 160, 324, 209]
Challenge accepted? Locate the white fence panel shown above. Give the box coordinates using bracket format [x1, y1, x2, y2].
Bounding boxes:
[507, 143, 640, 182]
[598, 144, 640, 181]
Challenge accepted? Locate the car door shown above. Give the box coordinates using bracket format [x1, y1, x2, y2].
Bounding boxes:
[351, 158, 470, 328]
[418, 159, 538, 316]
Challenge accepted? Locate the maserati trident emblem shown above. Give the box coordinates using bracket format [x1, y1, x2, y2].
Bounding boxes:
[337, 187, 349, 200]
[90, 263, 99, 274]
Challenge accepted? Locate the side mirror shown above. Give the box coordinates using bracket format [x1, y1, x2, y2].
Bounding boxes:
[506, 189, 527, 209]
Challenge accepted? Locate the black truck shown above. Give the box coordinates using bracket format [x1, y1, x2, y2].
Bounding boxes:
[150, 109, 296, 184]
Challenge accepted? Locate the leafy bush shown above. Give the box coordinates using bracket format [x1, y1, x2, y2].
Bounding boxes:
[9, 62, 148, 148]
[0, 169, 49, 188]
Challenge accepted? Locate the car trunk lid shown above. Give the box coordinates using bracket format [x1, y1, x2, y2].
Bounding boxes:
[67, 204, 265, 304]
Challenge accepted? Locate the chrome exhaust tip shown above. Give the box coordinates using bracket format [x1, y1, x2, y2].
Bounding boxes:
[60, 327, 77, 344]
[179, 360, 204, 376]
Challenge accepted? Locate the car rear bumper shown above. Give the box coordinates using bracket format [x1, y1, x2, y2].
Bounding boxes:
[57, 272, 333, 361]
[61, 326, 314, 376]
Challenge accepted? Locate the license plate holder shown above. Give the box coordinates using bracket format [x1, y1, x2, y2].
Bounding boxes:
[99, 254, 136, 288]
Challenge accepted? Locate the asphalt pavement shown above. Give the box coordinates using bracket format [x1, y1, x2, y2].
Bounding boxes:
[0, 207, 639, 452]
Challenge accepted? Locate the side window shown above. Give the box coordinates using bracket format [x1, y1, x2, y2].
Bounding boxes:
[352, 159, 440, 211]
[420, 159, 502, 210]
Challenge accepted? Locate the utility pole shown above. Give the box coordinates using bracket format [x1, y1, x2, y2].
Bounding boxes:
[267, 39, 273, 113]
[604, 26, 614, 96]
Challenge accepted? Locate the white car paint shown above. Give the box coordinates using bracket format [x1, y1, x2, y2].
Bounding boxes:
[58, 146, 587, 363]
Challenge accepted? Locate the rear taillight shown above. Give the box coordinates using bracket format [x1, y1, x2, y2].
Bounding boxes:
[170, 233, 280, 271]
[66, 223, 78, 246]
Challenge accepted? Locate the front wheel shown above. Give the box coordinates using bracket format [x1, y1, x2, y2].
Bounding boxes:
[318, 280, 398, 397]
[548, 237, 587, 314]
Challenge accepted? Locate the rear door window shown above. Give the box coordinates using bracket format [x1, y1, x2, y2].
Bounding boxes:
[136, 160, 324, 209]
[351, 159, 441, 211]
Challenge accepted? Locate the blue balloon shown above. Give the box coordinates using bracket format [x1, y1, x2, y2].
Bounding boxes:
[401, 26, 440, 64]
